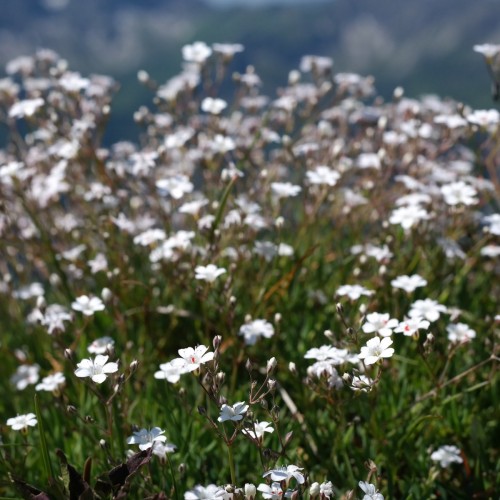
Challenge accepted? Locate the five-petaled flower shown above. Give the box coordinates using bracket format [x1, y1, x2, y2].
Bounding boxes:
[358, 337, 394, 365]
[263, 465, 305, 485]
[71, 295, 105, 316]
[430, 445, 463, 468]
[74, 354, 119, 384]
[172, 345, 214, 372]
[126, 427, 167, 451]
[218, 401, 249, 422]
[7, 413, 37, 432]
[359, 481, 384, 500]
[194, 264, 226, 283]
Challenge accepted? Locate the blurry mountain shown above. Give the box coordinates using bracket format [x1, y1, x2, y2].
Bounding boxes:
[1, 0, 499, 142]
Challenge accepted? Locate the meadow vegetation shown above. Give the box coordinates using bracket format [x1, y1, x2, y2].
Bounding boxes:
[0, 42, 499, 499]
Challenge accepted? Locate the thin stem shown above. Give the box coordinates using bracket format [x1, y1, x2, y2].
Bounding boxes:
[227, 443, 236, 486]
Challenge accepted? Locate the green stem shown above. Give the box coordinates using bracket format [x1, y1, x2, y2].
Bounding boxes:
[227, 443, 236, 486]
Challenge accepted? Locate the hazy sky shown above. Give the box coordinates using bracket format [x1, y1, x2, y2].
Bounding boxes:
[204, 0, 328, 6]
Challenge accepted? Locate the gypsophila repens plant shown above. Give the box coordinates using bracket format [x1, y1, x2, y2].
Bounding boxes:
[0, 42, 498, 499]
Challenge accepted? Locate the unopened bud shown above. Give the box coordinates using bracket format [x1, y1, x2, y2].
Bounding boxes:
[336, 303, 344, 315]
[244, 483, 256, 500]
[245, 359, 253, 373]
[101, 287, 112, 302]
[129, 360, 139, 373]
[267, 357, 277, 374]
[267, 379, 276, 392]
[67, 405, 77, 415]
[197, 406, 206, 416]
[324, 329, 334, 341]
[274, 313, 282, 324]
[309, 482, 320, 498]
[288, 362, 297, 375]
[213, 335, 222, 350]
[36, 295, 46, 310]
[99, 439, 107, 449]
[64, 348, 74, 361]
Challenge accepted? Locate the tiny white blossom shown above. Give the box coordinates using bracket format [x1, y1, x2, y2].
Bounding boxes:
[74, 355, 119, 384]
[257, 482, 284, 500]
[359, 481, 384, 500]
[430, 445, 463, 468]
[35, 372, 65, 392]
[336, 284, 374, 300]
[446, 323, 476, 344]
[201, 97, 227, 114]
[195, 264, 226, 283]
[127, 427, 167, 451]
[441, 181, 478, 206]
[154, 360, 190, 383]
[71, 295, 105, 316]
[263, 465, 305, 485]
[362, 313, 399, 337]
[218, 401, 249, 422]
[6, 413, 37, 431]
[182, 41, 212, 64]
[238, 319, 275, 345]
[409, 299, 447, 322]
[172, 345, 214, 372]
[271, 182, 302, 199]
[395, 317, 430, 336]
[10, 364, 40, 390]
[391, 274, 427, 293]
[358, 337, 394, 365]
[88, 336, 115, 355]
[242, 420, 274, 441]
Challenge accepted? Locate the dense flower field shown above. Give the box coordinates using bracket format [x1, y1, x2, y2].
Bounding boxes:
[0, 42, 499, 499]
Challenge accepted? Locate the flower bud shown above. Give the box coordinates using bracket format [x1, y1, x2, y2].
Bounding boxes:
[288, 362, 297, 375]
[244, 483, 256, 500]
[129, 360, 139, 373]
[213, 335, 222, 350]
[309, 482, 320, 498]
[267, 357, 277, 374]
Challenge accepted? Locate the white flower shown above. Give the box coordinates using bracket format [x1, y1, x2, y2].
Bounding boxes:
[10, 364, 40, 390]
[184, 484, 226, 500]
[359, 481, 384, 500]
[473, 43, 500, 60]
[349, 374, 375, 393]
[430, 445, 463, 467]
[172, 345, 214, 372]
[362, 313, 399, 337]
[409, 299, 447, 322]
[441, 181, 478, 206]
[394, 317, 430, 336]
[152, 440, 177, 459]
[6, 413, 37, 431]
[391, 274, 427, 293]
[71, 295, 105, 316]
[218, 401, 249, 422]
[126, 427, 167, 451]
[242, 420, 274, 441]
[74, 355, 119, 384]
[238, 319, 275, 345]
[201, 97, 227, 114]
[467, 109, 500, 127]
[38, 304, 72, 334]
[336, 284, 374, 300]
[319, 481, 333, 498]
[257, 483, 284, 500]
[446, 323, 476, 344]
[483, 213, 500, 235]
[195, 264, 226, 283]
[156, 175, 194, 200]
[263, 465, 305, 485]
[244, 483, 257, 500]
[358, 337, 394, 365]
[9, 97, 44, 118]
[389, 205, 430, 230]
[154, 360, 190, 383]
[182, 41, 212, 64]
[306, 165, 340, 186]
[88, 336, 115, 355]
[270, 182, 302, 199]
[307, 361, 343, 388]
[35, 372, 65, 392]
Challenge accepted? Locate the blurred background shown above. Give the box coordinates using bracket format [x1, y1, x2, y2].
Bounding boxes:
[1, 0, 499, 142]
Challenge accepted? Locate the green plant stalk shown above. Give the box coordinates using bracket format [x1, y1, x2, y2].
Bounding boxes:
[227, 443, 236, 486]
[34, 394, 54, 482]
